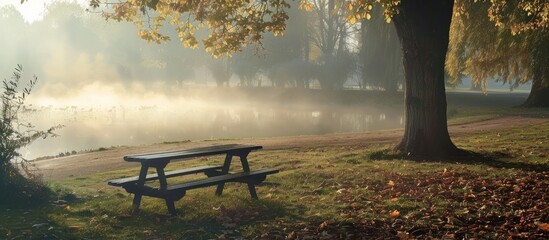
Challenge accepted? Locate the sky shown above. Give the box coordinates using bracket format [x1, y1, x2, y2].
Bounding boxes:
[0, 0, 86, 23]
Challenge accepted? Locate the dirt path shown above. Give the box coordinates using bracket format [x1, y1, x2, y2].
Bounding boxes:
[34, 116, 547, 180]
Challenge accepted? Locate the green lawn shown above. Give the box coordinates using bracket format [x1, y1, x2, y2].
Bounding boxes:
[1, 118, 548, 239]
[0, 121, 549, 239]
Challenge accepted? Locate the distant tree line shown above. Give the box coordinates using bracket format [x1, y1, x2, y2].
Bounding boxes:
[0, 1, 403, 92]
[2, 1, 543, 101]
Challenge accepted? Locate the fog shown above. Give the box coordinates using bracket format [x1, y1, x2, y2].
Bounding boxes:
[2, 1, 525, 159]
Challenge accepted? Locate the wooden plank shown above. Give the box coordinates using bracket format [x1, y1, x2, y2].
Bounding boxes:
[123, 144, 262, 163]
[108, 165, 222, 186]
[167, 168, 279, 191]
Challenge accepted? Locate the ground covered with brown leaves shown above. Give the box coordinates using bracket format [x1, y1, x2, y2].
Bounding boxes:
[254, 169, 548, 239]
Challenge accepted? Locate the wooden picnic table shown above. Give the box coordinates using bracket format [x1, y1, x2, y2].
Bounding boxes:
[108, 144, 278, 215]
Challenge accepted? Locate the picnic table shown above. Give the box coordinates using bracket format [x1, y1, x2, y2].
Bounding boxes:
[108, 144, 278, 215]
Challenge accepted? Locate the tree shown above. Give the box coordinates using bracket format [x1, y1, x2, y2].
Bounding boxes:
[359, 3, 403, 92]
[348, 0, 546, 157]
[447, 0, 549, 107]
[92, 0, 548, 158]
[391, 0, 461, 156]
[208, 57, 232, 87]
[231, 47, 263, 87]
[262, 0, 312, 88]
[308, 0, 356, 89]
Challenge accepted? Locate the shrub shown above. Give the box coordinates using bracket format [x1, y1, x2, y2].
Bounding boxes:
[0, 65, 60, 204]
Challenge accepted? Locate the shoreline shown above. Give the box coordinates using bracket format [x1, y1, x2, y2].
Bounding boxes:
[33, 115, 547, 181]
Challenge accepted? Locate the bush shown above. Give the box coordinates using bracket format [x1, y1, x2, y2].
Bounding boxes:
[0, 65, 60, 204]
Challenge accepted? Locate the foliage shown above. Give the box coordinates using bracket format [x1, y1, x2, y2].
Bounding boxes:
[359, 3, 403, 92]
[485, 0, 549, 35]
[90, 0, 291, 57]
[446, 0, 549, 91]
[345, 0, 548, 33]
[0, 65, 59, 203]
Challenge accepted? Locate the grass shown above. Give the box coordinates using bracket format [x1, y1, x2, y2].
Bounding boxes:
[1, 117, 548, 239]
[446, 105, 549, 125]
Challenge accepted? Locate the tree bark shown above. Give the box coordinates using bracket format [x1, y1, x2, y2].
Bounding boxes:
[522, 76, 549, 107]
[522, 36, 549, 108]
[393, 0, 463, 157]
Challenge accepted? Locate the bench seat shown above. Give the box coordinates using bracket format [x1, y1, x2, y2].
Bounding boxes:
[122, 168, 278, 201]
[168, 168, 278, 191]
[108, 165, 222, 187]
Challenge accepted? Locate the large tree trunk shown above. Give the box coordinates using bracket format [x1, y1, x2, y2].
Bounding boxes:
[522, 76, 549, 107]
[522, 36, 549, 108]
[393, 0, 463, 157]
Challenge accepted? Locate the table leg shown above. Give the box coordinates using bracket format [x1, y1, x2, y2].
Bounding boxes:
[155, 166, 177, 215]
[239, 154, 259, 199]
[215, 153, 233, 196]
[132, 163, 149, 213]
[165, 198, 177, 216]
[247, 183, 258, 199]
[156, 166, 168, 190]
[239, 155, 251, 172]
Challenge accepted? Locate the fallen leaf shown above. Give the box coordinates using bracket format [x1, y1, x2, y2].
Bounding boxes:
[319, 221, 329, 230]
[286, 231, 296, 240]
[217, 234, 228, 240]
[538, 223, 549, 232]
[387, 180, 395, 187]
[396, 231, 409, 238]
[391, 198, 398, 202]
[390, 210, 400, 218]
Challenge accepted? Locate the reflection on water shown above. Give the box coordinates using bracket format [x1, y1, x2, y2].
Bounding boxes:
[21, 102, 403, 159]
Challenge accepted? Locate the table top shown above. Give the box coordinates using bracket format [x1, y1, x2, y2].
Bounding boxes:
[123, 144, 262, 163]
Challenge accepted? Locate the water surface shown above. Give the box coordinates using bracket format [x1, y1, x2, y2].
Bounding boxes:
[21, 101, 403, 159]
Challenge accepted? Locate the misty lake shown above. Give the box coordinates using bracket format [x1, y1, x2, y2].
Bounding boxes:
[21, 100, 403, 159]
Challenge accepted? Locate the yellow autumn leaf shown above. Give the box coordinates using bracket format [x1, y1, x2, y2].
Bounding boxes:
[348, 15, 356, 24]
[299, 1, 313, 12]
[387, 180, 395, 187]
